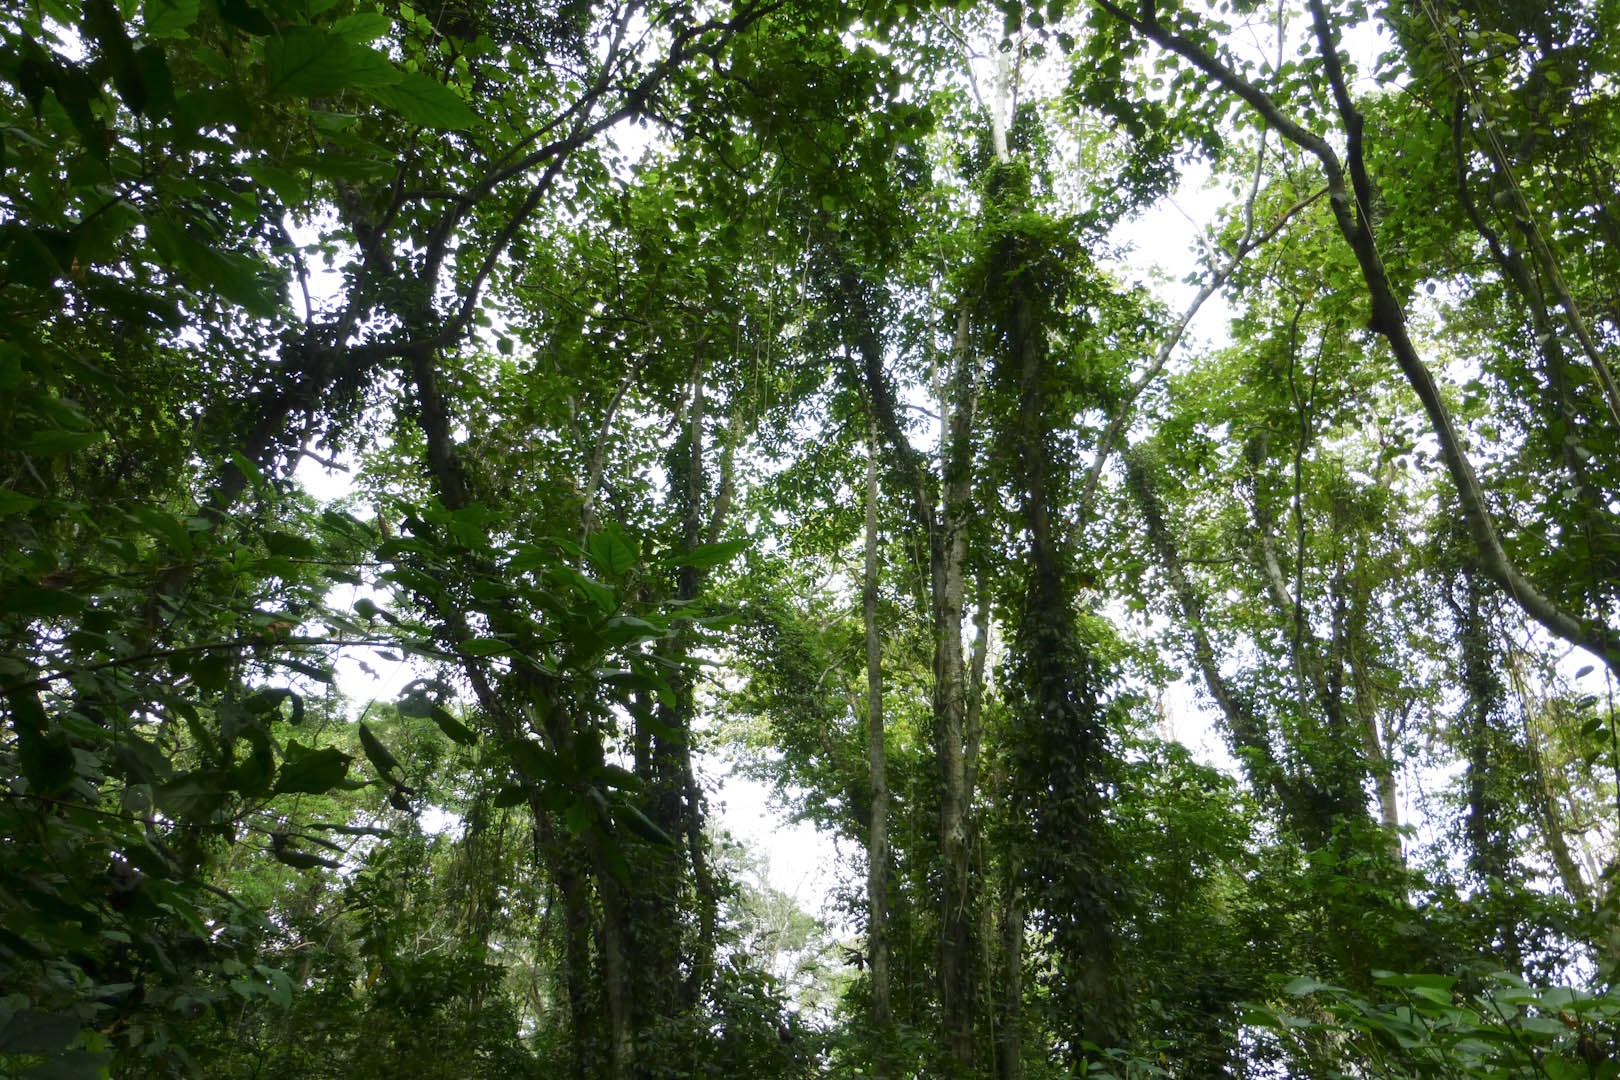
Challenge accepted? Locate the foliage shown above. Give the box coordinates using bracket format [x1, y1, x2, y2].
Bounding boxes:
[4, 0, 1620, 1076]
[1249, 972, 1620, 1080]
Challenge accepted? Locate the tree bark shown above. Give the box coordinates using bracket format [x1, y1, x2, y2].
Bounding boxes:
[844, 267, 980, 1072]
[863, 418, 893, 1039]
[934, 306, 979, 1072]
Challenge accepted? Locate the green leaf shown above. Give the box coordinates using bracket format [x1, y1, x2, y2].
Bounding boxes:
[84, 0, 147, 115]
[551, 566, 615, 613]
[458, 637, 512, 656]
[242, 162, 306, 206]
[273, 741, 351, 795]
[357, 721, 401, 778]
[335, 43, 403, 87]
[332, 10, 394, 41]
[0, 489, 40, 516]
[492, 783, 528, 808]
[143, 0, 200, 37]
[17, 1049, 112, 1080]
[264, 529, 318, 557]
[507, 739, 567, 784]
[1282, 976, 1338, 997]
[364, 73, 479, 129]
[155, 770, 231, 816]
[6, 586, 86, 617]
[17, 429, 101, 457]
[146, 218, 280, 315]
[135, 45, 177, 118]
[430, 705, 477, 746]
[587, 525, 639, 578]
[671, 537, 749, 569]
[215, 0, 273, 34]
[265, 28, 402, 97]
[1374, 972, 1457, 992]
[616, 801, 675, 846]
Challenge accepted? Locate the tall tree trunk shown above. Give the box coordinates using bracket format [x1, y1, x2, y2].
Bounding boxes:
[863, 419, 893, 1040]
[934, 306, 979, 1072]
[985, 179, 1117, 1051]
[995, 868, 1025, 1080]
[643, 365, 722, 1013]
[406, 344, 642, 1078]
[845, 267, 980, 1072]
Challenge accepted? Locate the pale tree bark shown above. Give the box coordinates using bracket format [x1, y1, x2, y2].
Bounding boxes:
[934, 306, 980, 1070]
[844, 261, 981, 1070]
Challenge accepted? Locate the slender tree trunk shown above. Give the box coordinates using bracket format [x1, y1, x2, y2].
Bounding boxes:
[935, 307, 979, 1072]
[843, 267, 978, 1071]
[406, 344, 643, 1078]
[995, 871, 1024, 1080]
[863, 419, 893, 1039]
[643, 366, 723, 1012]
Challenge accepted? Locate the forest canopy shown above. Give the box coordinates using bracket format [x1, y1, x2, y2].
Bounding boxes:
[3, 0, 1620, 1076]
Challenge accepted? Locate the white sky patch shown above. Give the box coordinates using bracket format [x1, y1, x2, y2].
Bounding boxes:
[713, 774, 841, 913]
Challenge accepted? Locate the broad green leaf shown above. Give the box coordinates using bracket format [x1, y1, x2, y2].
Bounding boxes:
[242, 162, 306, 206]
[146, 218, 281, 315]
[335, 43, 403, 88]
[129, 503, 191, 551]
[273, 741, 351, 795]
[287, 151, 395, 182]
[0, 489, 40, 516]
[155, 770, 231, 816]
[265, 28, 352, 96]
[256, 965, 294, 1008]
[1374, 972, 1457, 992]
[616, 802, 675, 846]
[215, 0, 273, 33]
[430, 705, 477, 746]
[458, 637, 512, 656]
[0, 1009, 80, 1053]
[492, 784, 528, 808]
[671, 537, 749, 569]
[332, 10, 393, 41]
[587, 525, 639, 578]
[507, 739, 567, 784]
[551, 566, 615, 613]
[1282, 976, 1338, 997]
[84, 0, 146, 115]
[16, 429, 100, 457]
[143, 0, 200, 37]
[6, 586, 86, 617]
[16, 1049, 111, 1079]
[135, 45, 176, 118]
[364, 73, 479, 129]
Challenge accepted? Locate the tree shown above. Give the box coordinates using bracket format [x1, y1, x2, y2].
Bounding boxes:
[7, 0, 1620, 1076]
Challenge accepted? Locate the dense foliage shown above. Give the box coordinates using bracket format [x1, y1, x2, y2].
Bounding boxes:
[3, 0, 1619, 1076]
